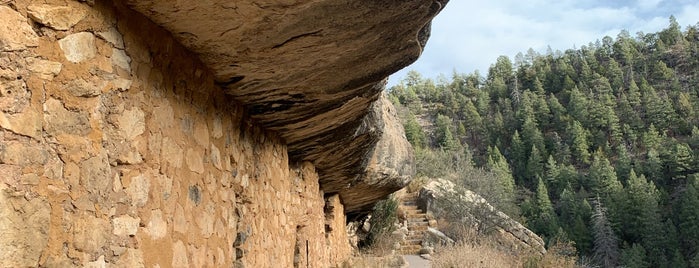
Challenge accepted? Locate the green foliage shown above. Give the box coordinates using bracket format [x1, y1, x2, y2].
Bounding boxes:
[366, 196, 399, 247]
[620, 243, 650, 268]
[388, 18, 699, 265]
[531, 177, 559, 241]
[677, 182, 699, 262]
[402, 111, 426, 149]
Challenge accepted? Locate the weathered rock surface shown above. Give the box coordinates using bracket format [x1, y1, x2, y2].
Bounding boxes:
[0, 0, 446, 266]
[58, 32, 97, 63]
[123, 0, 445, 212]
[0, 185, 51, 267]
[419, 179, 547, 255]
[0, 1, 372, 265]
[27, 3, 87, 30]
[340, 93, 415, 213]
[0, 6, 38, 51]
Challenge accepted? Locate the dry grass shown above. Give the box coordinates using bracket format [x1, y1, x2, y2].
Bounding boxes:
[343, 254, 406, 268]
[431, 229, 578, 268]
[432, 240, 522, 268]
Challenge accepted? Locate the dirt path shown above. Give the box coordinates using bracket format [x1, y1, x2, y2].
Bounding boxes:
[403, 255, 431, 268]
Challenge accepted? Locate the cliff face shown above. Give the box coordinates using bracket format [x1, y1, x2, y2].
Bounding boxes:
[123, 0, 443, 212]
[0, 0, 444, 267]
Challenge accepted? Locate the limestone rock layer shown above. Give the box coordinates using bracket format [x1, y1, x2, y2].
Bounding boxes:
[124, 0, 445, 211]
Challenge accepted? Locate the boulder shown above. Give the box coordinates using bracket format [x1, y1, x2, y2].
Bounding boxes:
[122, 0, 441, 213]
[425, 227, 455, 247]
[339, 93, 415, 213]
[419, 179, 546, 255]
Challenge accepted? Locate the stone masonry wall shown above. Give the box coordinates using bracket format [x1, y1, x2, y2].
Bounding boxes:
[0, 0, 351, 267]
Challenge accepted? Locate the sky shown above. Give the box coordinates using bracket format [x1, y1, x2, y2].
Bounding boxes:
[387, 0, 699, 87]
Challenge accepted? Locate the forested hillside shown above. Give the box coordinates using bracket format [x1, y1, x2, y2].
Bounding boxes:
[389, 17, 699, 267]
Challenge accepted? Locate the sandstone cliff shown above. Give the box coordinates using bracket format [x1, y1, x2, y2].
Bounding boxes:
[0, 0, 445, 267]
[122, 0, 444, 213]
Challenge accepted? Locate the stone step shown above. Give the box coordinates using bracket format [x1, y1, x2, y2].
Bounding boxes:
[405, 235, 424, 241]
[407, 221, 428, 227]
[404, 210, 424, 216]
[402, 239, 422, 245]
[408, 225, 428, 232]
[399, 244, 422, 254]
[405, 213, 427, 222]
[402, 204, 419, 210]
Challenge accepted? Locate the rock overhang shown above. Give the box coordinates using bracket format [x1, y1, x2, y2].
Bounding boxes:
[122, 0, 447, 213]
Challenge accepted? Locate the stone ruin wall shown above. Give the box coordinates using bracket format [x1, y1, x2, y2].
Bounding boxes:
[0, 0, 351, 267]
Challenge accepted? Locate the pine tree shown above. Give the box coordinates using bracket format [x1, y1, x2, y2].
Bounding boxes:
[522, 116, 546, 156]
[568, 86, 589, 124]
[615, 144, 633, 183]
[569, 120, 591, 164]
[620, 243, 650, 268]
[545, 155, 561, 194]
[622, 169, 663, 251]
[548, 93, 568, 132]
[623, 170, 669, 267]
[486, 146, 516, 201]
[663, 142, 693, 181]
[588, 151, 622, 199]
[402, 111, 426, 149]
[669, 249, 688, 268]
[462, 100, 483, 146]
[533, 177, 558, 240]
[677, 183, 699, 262]
[558, 188, 578, 229]
[591, 196, 620, 268]
[388, 23, 699, 265]
[511, 130, 526, 183]
[526, 145, 545, 187]
[435, 114, 460, 151]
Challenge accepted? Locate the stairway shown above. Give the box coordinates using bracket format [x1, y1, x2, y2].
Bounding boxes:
[399, 192, 430, 255]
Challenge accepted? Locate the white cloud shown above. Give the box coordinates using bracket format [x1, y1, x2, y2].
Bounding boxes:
[676, 3, 699, 27]
[387, 0, 699, 87]
[637, 0, 663, 10]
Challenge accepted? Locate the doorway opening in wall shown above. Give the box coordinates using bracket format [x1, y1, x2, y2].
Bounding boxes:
[293, 225, 309, 268]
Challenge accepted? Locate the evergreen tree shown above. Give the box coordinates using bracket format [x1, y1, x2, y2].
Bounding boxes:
[511, 130, 527, 182]
[402, 111, 426, 149]
[532, 177, 558, 240]
[462, 100, 483, 146]
[663, 142, 693, 181]
[620, 243, 650, 268]
[525, 145, 545, 187]
[388, 21, 699, 264]
[588, 151, 622, 199]
[677, 183, 699, 262]
[615, 144, 633, 183]
[435, 114, 460, 151]
[568, 86, 589, 123]
[670, 249, 688, 268]
[486, 146, 516, 201]
[569, 120, 591, 164]
[621, 170, 660, 241]
[591, 196, 620, 268]
[544, 155, 561, 194]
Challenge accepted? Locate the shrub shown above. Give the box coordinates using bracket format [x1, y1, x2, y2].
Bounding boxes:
[361, 196, 400, 255]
